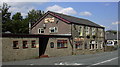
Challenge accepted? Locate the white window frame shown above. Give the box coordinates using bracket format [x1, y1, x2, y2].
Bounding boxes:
[92, 27, 96, 35]
[49, 27, 58, 33]
[85, 26, 90, 35]
[38, 28, 44, 34]
[79, 26, 83, 36]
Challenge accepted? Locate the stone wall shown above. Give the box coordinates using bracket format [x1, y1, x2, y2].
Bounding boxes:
[44, 38, 73, 57]
[2, 37, 39, 62]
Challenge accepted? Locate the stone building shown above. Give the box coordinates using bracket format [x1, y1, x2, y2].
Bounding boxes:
[31, 11, 105, 55]
[2, 11, 105, 61]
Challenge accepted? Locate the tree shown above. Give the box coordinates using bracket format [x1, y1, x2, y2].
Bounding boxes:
[0, 3, 11, 32]
[11, 12, 29, 34]
[27, 9, 45, 26]
[12, 12, 22, 21]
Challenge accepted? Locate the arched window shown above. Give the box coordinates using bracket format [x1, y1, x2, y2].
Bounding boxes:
[50, 42, 54, 48]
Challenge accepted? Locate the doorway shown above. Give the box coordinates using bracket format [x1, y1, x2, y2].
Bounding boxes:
[39, 37, 49, 56]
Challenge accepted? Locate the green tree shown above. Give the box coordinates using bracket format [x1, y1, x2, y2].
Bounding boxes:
[0, 3, 11, 32]
[27, 9, 45, 26]
[11, 12, 29, 34]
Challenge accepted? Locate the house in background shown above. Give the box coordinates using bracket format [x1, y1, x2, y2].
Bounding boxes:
[31, 11, 105, 56]
[105, 30, 120, 46]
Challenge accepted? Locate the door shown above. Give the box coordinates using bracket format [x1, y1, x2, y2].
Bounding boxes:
[39, 37, 49, 56]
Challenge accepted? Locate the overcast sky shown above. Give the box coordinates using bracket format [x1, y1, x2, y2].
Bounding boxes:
[0, 1, 119, 31]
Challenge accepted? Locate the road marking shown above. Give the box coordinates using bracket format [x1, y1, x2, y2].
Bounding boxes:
[30, 64, 34, 65]
[92, 57, 118, 65]
[54, 62, 83, 65]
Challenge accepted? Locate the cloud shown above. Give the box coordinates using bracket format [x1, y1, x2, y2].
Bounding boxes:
[5, 2, 44, 18]
[9, 5, 35, 18]
[112, 21, 120, 25]
[45, 5, 77, 15]
[79, 11, 92, 16]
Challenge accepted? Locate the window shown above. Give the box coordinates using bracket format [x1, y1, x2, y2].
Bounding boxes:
[75, 41, 83, 49]
[49, 27, 58, 33]
[23, 41, 28, 49]
[13, 41, 19, 49]
[57, 40, 67, 48]
[50, 42, 54, 48]
[31, 40, 36, 48]
[85, 43, 87, 49]
[85, 26, 90, 35]
[78, 26, 83, 36]
[38, 28, 44, 33]
[75, 44, 81, 49]
[99, 29, 103, 37]
[92, 28, 96, 35]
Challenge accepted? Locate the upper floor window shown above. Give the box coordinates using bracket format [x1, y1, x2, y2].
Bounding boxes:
[99, 28, 103, 37]
[13, 41, 19, 49]
[85, 26, 90, 35]
[23, 41, 28, 49]
[78, 26, 83, 36]
[38, 28, 44, 33]
[49, 27, 58, 33]
[31, 40, 36, 48]
[92, 28, 96, 35]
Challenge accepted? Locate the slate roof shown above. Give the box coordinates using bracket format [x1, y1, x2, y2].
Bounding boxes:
[32, 11, 104, 28]
[48, 11, 104, 28]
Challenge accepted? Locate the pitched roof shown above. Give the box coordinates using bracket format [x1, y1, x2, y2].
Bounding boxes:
[32, 11, 104, 28]
[48, 11, 104, 28]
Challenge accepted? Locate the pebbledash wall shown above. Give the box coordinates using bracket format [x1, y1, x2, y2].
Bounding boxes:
[44, 38, 72, 57]
[2, 34, 72, 61]
[2, 34, 39, 62]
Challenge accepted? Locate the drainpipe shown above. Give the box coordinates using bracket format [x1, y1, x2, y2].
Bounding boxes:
[29, 21, 31, 34]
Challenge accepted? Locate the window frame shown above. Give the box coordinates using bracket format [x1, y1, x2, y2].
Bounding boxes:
[50, 42, 54, 48]
[23, 40, 28, 49]
[31, 40, 36, 48]
[13, 41, 19, 49]
[49, 27, 58, 33]
[57, 40, 68, 49]
[38, 28, 44, 34]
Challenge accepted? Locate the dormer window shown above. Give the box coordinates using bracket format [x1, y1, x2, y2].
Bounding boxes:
[38, 28, 44, 33]
[49, 27, 58, 33]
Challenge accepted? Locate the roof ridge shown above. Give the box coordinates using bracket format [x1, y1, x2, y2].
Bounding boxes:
[48, 11, 103, 28]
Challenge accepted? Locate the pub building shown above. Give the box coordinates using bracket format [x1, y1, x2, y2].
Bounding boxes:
[2, 11, 105, 61]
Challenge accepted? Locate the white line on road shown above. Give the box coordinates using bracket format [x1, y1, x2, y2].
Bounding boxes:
[92, 57, 118, 65]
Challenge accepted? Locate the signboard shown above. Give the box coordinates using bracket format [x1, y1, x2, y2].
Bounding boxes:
[44, 17, 54, 23]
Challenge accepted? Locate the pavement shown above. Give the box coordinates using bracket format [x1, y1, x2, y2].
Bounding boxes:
[2, 50, 119, 66]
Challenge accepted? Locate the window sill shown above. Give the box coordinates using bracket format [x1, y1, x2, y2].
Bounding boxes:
[57, 47, 68, 49]
[23, 47, 28, 49]
[32, 46, 36, 48]
[13, 47, 19, 49]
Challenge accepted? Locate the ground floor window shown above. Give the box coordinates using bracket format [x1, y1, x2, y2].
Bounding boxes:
[31, 40, 36, 48]
[23, 41, 28, 49]
[57, 40, 67, 48]
[50, 42, 54, 48]
[84, 43, 87, 49]
[13, 41, 19, 49]
[89, 40, 98, 50]
[75, 41, 83, 49]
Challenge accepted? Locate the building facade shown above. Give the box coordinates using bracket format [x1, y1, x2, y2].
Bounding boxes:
[31, 11, 105, 55]
[2, 11, 105, 61]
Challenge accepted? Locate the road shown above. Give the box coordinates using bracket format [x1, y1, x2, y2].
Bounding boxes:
[2, 50, 119, 66]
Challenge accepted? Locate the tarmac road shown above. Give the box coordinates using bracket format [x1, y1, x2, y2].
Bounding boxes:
[2, 49, 119, 66]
